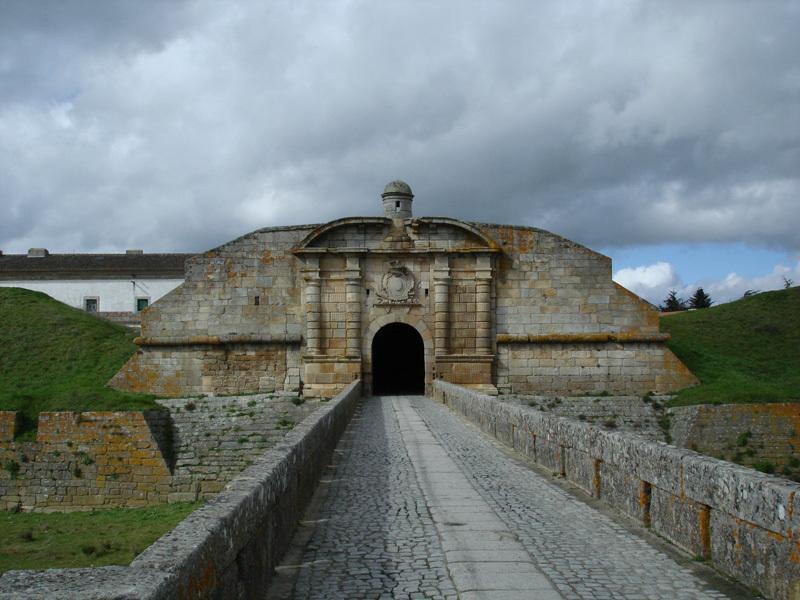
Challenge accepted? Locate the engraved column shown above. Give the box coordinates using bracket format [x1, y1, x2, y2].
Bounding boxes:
[345, 256, 362, 358]
[433, 254, 450, 356]
[476, 254, 493, 355]
[303, 258, 322, 355]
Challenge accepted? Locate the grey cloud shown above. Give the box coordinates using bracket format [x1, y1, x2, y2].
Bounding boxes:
[0, 0, 798, 254]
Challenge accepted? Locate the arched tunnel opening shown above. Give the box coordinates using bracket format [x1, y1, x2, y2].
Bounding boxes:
[371, 322, 425, 395]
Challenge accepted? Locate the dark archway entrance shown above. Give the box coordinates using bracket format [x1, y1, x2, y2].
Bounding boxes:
[371, 322, 425, 395]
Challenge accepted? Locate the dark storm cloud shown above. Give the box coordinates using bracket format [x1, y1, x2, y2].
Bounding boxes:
[0, 0, 798, 253]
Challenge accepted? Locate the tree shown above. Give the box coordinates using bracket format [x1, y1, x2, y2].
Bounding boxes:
[689, 287, 713, 309]
[783, 276, 794, 289]
[661, 290, 687, 312]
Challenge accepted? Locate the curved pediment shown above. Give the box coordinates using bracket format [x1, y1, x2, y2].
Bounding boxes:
[292, 216, 500, 254]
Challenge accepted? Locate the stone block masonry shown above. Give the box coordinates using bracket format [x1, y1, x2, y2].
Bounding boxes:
[500, 394, 669, 440]
[671, 402, 800, 474]
[0, 411, 172, 511]
[496, 339, 698, 396]
[0, 411, 19, 442]
[158, 394, 319, 500]
[434, 381, 800, 600]
[0, 381, 362, 599]
[0, 394, 321, 511]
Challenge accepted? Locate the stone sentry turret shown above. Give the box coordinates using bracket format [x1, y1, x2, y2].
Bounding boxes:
[381, 180, 414, 220]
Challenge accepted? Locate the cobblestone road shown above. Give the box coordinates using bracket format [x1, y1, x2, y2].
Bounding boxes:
[278, 396, 749, 599]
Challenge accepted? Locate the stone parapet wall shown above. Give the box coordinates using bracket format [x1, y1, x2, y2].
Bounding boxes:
[496, 341, 698, 395]
[0, 381, 363, 599]
[0, 411, 172, 511]
[670, 403, 800, 473]
[434, 381, 800, 600]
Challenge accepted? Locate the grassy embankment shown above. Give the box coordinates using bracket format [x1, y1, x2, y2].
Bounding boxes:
[0, 287, 159, 437]
[0, 502, 200, 573]
[0, 288, 197, 571]
[662, 286, 800, 407]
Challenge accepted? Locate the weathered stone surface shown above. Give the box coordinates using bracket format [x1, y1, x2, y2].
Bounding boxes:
[0, 411, 172, 511]
[157, 394, 318, 501]
[0, 411, 19, 442]
[501, 394, 669, 440]
[671, 402, 800, 472]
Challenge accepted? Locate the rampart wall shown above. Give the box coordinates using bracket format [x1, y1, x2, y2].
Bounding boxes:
[434, 381, 800, 600]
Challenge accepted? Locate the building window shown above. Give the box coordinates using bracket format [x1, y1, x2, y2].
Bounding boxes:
[84, 298, 98, 313]
[136, 298, 150, 312]
[254, 296, 260, 306]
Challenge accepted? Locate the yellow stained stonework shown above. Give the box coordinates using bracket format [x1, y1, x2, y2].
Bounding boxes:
[109, 181, 697, 398]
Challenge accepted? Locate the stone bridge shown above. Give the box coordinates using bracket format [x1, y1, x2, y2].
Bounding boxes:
[1, 382, 796, 599]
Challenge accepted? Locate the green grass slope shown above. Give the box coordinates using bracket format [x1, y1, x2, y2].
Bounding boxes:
[661, 286, 800, 406]
[0, 502, 200, 572]
[0, 287, 159, 435]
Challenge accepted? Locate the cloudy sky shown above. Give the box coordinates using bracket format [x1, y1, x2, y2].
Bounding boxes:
[1, 0, 798, 305]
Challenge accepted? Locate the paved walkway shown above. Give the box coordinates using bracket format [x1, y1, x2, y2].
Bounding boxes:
[276, 396, 747, 599]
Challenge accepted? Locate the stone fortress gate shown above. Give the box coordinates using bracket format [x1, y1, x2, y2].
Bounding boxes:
[110, 181, 697, 398]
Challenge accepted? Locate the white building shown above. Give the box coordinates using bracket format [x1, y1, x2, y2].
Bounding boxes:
[0, 248, 191, 327]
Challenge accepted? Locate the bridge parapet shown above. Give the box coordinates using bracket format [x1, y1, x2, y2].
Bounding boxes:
[0, 380, 362, 599]
[434, 380, 800, 600]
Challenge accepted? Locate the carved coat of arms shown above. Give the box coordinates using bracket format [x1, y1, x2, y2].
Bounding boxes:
[376, 260, 418, 304]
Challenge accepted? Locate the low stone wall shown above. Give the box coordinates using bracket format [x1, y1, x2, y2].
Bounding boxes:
[434, 381, 800, 600]
[0, 380, 362, 599]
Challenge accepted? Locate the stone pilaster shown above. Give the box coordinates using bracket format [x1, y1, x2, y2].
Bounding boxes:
[476, 254, 493, 355]
[345, 256, 362, 358]
[303, 258, 322, 355]
[433, 255, 450, 356]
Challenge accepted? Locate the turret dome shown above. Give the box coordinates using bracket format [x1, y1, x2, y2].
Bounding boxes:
[382, 180, 413, 197]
